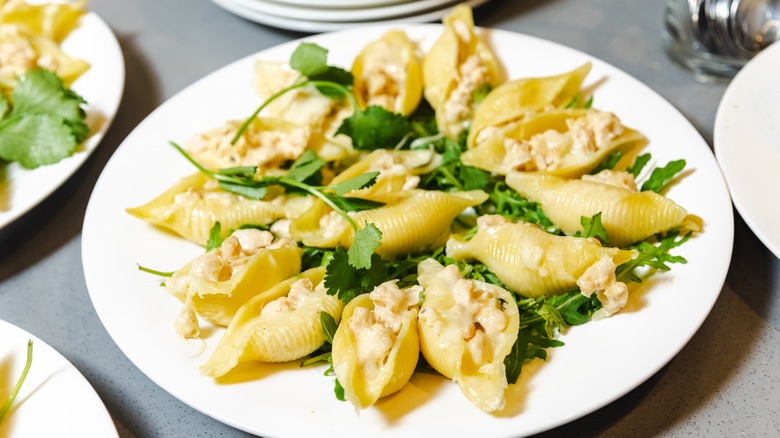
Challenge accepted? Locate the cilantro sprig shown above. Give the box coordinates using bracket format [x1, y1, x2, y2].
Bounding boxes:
[0, 340, 33, 423]
[0, 69, 88, 169]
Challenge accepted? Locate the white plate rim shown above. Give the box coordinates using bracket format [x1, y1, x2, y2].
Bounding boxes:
[265, 0, 414, 9]
[0, 10, 125, 231]
[232, 0, 463, 22]
[0, 319, 117, 436]
[714, 42, 780, 259]
[82, 24, 733, 438]
[211, 0, 490, 33]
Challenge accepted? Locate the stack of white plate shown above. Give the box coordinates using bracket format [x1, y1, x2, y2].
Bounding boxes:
[211, 0, 493, 33]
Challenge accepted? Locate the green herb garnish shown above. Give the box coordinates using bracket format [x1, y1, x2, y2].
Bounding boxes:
[0, 340, 33, 423]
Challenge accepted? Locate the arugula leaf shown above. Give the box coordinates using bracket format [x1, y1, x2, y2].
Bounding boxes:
[136, 264, 174, 278]
[347, 223, 382, 269]
[641, 159, 686, 193]
[206, 222, 223, 252]
[590, 150, 623, 174]
[616, 230, 689, 283]
[627, 153, 651, 178]
[0, 340, 33, 423]
[472, 83, 492, 104]
[319, 311, 337, 344]
[334, 379, 346, 401]
[576, 212, 609, 245]
[336, 105, 412, 150]
[217, 181, 268, 200]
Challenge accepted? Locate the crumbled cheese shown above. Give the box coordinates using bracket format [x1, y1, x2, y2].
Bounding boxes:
[260, 278, 315, 317]
[581, 169, 637, 191]
[189, 229, 277, 282]
[499, 111, 623, 173]
[185, 120, 311, 169]
[442, 55, 490, 134]
[0, 28, 37, 84]
[576, 255, 629, 319]
[174, 302, 200, 340]
[319, 211, 349, 240]
[362, 64, 404, 111]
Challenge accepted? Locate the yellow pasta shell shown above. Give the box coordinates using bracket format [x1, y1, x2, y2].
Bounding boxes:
[446, 219, 636, 298]
[167, 245, 302, 326]
[126, 172, 289, 246]
[200, 267, 343, 377]
[460, 108, 646, 177]
[332, 293, 419, 409]
[467, 63, 592, 148]
[417, 259, 519, 412]
[352, 30, 423, 116]
[506, 172, 692, 247]
[422, 4, 503, 138]
[289, 189, 488, 258]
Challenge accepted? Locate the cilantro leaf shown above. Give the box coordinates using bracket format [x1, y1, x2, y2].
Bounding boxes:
[336, 105, 412, 150]
[347, 223, 382, 269]
[289, 43, 329, 78]
[322, 193, 384, 212]
[641, 159, 686, 193]
[0, 340, 33, 423]
[329, 171, 379, 196]
[12, 69, 87, 142]
[0, 113, 77, 168]
[286, 149, 325, 183]
[324, 245, 384, 303]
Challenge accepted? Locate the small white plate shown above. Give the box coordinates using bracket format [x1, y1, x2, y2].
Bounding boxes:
[0, 319, 117, 436]
[0, 10, 125, 231]
[233, 0, 462, 22]
[211, 0, 490, 33]
[83, 24, 733, 438]
[714, 42, 780, 259]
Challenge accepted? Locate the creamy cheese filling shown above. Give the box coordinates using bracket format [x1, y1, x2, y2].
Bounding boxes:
[260, 278, 316, 317]
[576, 255, 629, 319]
[349, 281, 421, 379]
[581, 169, 638, 191]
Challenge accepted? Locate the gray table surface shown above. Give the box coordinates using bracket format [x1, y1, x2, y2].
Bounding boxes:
[1, 0, 778, 436]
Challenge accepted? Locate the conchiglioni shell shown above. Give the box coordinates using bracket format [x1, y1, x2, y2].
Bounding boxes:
[289, 189, 488, 258]
[30, 36, 90, 85]
[328, 148, 439, 201]
[446, 219, 636, 298]
[352, 30, 423, 116]
[423, 4, 503, 138]
[200, 267, 343, 377]
[460, 109, 646, 177]
[416, 259, 519, 412]
[506, 172, 692, 247]
[167, 245, 303, 326]
[467, 63, 592, 148]
[332, 293, 419, 409]
[126, 172, 289, 246]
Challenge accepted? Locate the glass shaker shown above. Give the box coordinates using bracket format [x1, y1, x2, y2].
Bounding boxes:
[663, 0, 779, 82]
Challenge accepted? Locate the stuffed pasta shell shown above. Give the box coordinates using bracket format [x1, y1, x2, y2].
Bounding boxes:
[126, 172, 290, 246]
[290, 189, 488, 259]
[184, 116, 313, 171]
[506, 171, 696, 247]
[467, 63, 592, 149]
[417, 258, 519, 412]
[446, 215, 636, 299]
[423, 4, 502, 139]
[352, 30, 423, 116]
[460, 108, 645, 177]
[166, 228, 302, 336]
[332, 281, 421, 409]
[200, 267, 343, 377]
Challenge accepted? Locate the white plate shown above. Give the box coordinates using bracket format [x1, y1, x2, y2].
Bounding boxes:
[268, 0, 413, 8]
[714, 42, 780, 259]
[233, 0, 462, 22]
[82, 25, 733, 438]
[0, 319, 117, 436]
[0, 10, 125, 231]
[212, 0, 490, 33]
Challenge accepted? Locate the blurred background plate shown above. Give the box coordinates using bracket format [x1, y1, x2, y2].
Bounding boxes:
[266, 0, 415, 9]
[714, 42, 780, 259]
[234, 0, 461, 22]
